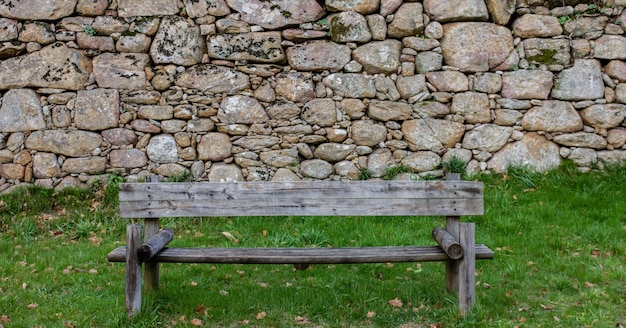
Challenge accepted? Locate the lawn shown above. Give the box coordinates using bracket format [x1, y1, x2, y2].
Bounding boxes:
[1, 162, 625, 327]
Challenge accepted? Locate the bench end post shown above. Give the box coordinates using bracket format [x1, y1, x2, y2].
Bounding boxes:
[126, 224, 143, 318]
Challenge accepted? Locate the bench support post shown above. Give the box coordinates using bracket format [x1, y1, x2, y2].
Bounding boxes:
[144, 218, 160, 291]
[125, 224, 143, 318]
[444, 173, 461, 293]
[458, 222, 476, 315]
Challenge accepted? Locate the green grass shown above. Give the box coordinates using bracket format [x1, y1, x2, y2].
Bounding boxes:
[1, 162, 625, 327]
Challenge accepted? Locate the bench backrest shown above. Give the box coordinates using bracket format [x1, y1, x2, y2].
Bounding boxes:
[118, 180, 484, 219]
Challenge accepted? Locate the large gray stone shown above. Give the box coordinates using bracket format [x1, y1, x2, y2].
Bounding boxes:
[368, 100, 412, 121]
[580, 104, 626, 129]
[425, 71, 469, 92]
[315, 143, 356, 162]
[329, 12, 372, 43]
[326, 0, 379, 14]
[260, 149, 299, 168]
[110, 149, 147, 168]
[551, 59, 604, 101]
[0, 89, 45, 132]
[225, 0, 325, 30]
[183, 0, 230, 18]
[208, 163, 244, 182]
[323, 73, 376, 98]
[353, 40, 402, 75]
[0, 43, 91, 90]
[552, 132, 608, 149]
[0, 0, 76, 20]
[62, 157, 107, 174]
[387, 3, 424, 38]
[118, 0, 179, 17]
[302, 99, 337, 127]
[523, 38, 571, 67]
[351, 120, 387, 147]
[401, 151, 441, 173]
[25, 130, 102, 157]
[485, 0, 515, 25]
[300, 159, 333, 179]
[150, 16, 205, 66]
[233, 136, 281, 150]
[197, 133, 232, 161]
[512, 14, 562, 38]
[488, 133, 561, 173]
[147, 135, 179, 163]
[462, 124, 513, 152]
[441, 23, 513, 72]
[396, 75, 427, 99]
[74, 89, 120, 131]
[275, 72, 315, 103]
[208, 32, 284, 63]
[176, 64, 250, 94]
[501, 70, 553, 100]
[522, 100, 583, 133]
[93, 53, 150, 90]
[287, 41, 351, 72]
[451, 92, 491, 124]
[402, 119, 464, 151]
[424, 0, 488, 22]
[593, 35, 626, 60]
[218, 95, 268, 124]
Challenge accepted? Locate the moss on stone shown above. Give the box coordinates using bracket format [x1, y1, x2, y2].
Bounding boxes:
[527, 49, 558, 65]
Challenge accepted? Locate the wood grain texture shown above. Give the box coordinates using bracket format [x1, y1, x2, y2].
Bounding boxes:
[138, 228, 174, 262]
[143, 218, 160, 291]
[125, 224, 142, 318]
[117, 180, 484, 218]
[458, 223, 476, 315]
[432, 227, 464, 260]
[108, 245, 495, 264]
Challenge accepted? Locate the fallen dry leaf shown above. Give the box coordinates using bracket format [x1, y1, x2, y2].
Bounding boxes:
[294, 316, 309, 323]
[219, 290, 229, 296]
[388, 298, 403, 308]
[190, 318, 203, 326]
[27, 303, 38, 310]
[256, 311, 267, 320]
[239, 319, 250, 325]
[0, 315, 10, 323]
[190, 281, 198, 287]
[89, 269, 98, 275]
[584, 281, 595, 288]
[366, 311, 376, 318]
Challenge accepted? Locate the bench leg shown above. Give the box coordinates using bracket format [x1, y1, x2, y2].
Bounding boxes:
[144, 218, 160, 291]
[458, 222, 476, 315]
[445, 216, 460, 293]
[126, 224, 143, 318]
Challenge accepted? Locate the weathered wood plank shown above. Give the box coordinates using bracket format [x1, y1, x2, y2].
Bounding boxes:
[108, 245, 494, 264]
[119, 198, 483, 218]
[458, 223, 476, 315]
[125, 224, 142, 318]
[143, 219, 160, 291]
[117, 180, 483, 218]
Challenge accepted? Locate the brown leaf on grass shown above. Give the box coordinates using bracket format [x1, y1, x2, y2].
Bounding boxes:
[294, 316, 309, 323]
[190, 318, 203, 326]
[239, 319, 250, 325]
[366, 311, 376, 318]
[0, 315, 10, 323]
[27, 303, 38, 309]
[195, 304, 205, 315]
[256, 311, 266, 320]
[88, 269, 98, 275]
[388, 298, 403, 308]
[88, 236, 103, 246]
[190, 281, 198, 287]
[584, 281, 595, 288]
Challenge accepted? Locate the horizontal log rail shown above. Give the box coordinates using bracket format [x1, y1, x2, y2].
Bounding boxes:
[108, 245, 494, 264]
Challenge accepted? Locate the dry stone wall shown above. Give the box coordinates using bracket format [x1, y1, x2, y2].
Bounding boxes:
[1, 0, 626, 190]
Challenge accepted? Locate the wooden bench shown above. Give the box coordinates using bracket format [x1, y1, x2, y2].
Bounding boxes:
[107, 174, 493, 318]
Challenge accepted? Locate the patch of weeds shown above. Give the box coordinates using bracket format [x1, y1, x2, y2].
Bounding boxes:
[164, 171, 190, 183]
[84, 25, 96, 36]
[382, 165, 412, 180]
[505, 165, 539, 189]
[442, 156, 468, 177]
[358, 168, 372, 180]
